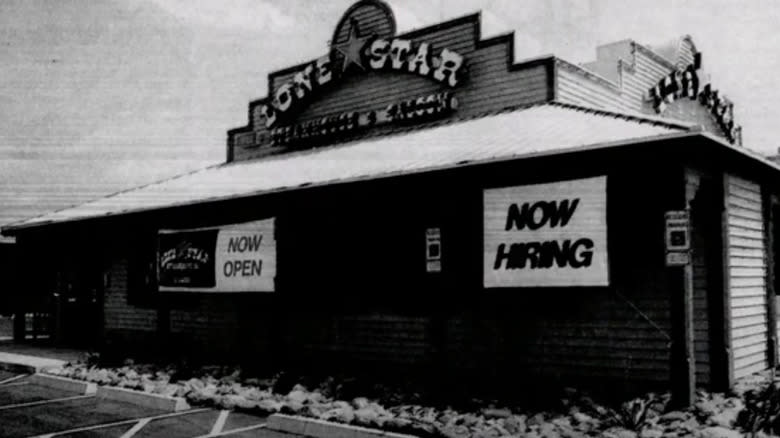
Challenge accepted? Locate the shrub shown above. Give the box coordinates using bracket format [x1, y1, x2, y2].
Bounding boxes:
[736, 374, 780, 437]
[604, 395, 662, 431]
[83, 351, 101, 368]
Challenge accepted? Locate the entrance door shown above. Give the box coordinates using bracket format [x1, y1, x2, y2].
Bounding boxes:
[57, 262, 102, 348]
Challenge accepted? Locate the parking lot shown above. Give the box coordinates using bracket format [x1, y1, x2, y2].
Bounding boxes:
[0, 373, 281, 438]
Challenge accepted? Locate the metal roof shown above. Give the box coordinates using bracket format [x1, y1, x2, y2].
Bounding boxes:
[3, 103, 692, 232]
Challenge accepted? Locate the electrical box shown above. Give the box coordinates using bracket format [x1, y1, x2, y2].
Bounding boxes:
[665, 210, 690, 266]
[426, 227, 441, 273]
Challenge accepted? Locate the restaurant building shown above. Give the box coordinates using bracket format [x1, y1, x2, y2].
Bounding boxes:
[4, 0, 778, 402]
[0, 238, 16, 317]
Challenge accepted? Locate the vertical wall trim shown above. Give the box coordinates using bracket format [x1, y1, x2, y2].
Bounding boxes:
[671, 165, 695, 407]
[549, 58, 558, 101]
[681, 260, 696, 404]
[700, 170, 727, 392]
[226, 133, 235, 164]
[764, 193, 778, 367]
[684, 168, 713, 388]
[721, 174, 735, 389]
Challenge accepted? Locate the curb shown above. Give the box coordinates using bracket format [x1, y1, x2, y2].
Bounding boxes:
[267, 414, 419, 438]
[0, 354, 66, 374]
[29, 373, 97, 395]
[0, 362, 35, 374]
[97, 385, 190, 412]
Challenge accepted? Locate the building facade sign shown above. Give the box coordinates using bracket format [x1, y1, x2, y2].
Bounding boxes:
[647, 52, 741, 145]
[158, 218, 276, 292]
[269, 91, 457, 146]
[483, 176, 608, 287]
[258, 19, 466, 129]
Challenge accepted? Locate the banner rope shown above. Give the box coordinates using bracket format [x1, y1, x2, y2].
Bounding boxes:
[614, 289, 673, 346]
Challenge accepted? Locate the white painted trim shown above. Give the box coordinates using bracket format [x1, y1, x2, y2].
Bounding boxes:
[0, 381, 29, 388]
[28, 408, 210, 438]
[192, 423, 267, 438]
[0, 374, 27, 385]
[268, 414, 418, 438]
[30, 373, 97, 395]
[96, 385, 190, 412]
[209, 410, 230, 435]
[0, 394, 94, 411]
[119, 418, 151, 438]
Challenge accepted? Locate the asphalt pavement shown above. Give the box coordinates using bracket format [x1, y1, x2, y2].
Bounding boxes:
[0, 374, 280, 438]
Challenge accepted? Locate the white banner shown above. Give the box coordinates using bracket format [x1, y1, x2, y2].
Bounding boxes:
[158, 218, 276, 292]
[484, 176, 608, 287]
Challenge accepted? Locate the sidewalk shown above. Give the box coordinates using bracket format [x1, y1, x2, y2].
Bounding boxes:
[0, 340, 85, 373]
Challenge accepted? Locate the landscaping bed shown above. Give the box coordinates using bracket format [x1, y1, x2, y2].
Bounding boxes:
[44, 358, 777, 437]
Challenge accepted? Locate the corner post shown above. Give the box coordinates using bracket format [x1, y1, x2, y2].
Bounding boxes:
[764, 193, 778, 367]
[719, 173, 735, 390]
[670, 167, 696, 408]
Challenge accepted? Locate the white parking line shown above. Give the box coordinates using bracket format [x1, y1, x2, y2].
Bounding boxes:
[0, 374, 27, 385]
[119, 418, 151, 438]
[210, 410, 230, 435]
[30, 408, 211, 438]
[193, 423, 267, 438]
[0, 381, 29, 388]
[0, 394, 93, 411]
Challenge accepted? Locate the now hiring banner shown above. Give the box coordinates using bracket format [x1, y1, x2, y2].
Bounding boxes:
[158, 218, 276, 292]
[483, 176, 608, 287]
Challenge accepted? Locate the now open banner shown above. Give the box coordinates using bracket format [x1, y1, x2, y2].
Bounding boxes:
[484, 176, 608, 287]
[158, 218, 276, 292]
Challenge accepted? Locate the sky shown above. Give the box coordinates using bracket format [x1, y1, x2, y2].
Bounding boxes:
[1, 0, 779, 230]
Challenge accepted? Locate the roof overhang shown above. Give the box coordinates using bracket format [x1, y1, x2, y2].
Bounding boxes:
[6, 104, 773, 236]
[0, 133, 703, 235]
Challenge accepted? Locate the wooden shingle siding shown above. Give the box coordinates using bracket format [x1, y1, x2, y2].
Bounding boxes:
[104, 257, 156, 332]
[615, 47, 670, 112]
[164, 295, 276, 360]
[725, 175, 769, 379]
[556, 44, 674, 116]
[442, 293, 672, 384]
[633, 49, 672, 89]
[292, 314, 431, 365]
[278, 313, 430, 366]
[100, 247, 268, 359]
[676, 38, 697, 69]
[616, 73, 645, 109]
[171, 300, 238, 350]
[556, 67, 632, 112]
[555, 40, 709, 129]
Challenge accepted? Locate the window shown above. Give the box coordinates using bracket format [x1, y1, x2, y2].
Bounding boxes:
[127, 236, 157, 307]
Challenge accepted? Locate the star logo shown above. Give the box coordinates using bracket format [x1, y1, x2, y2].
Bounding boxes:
[334, 19, 373, 73]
